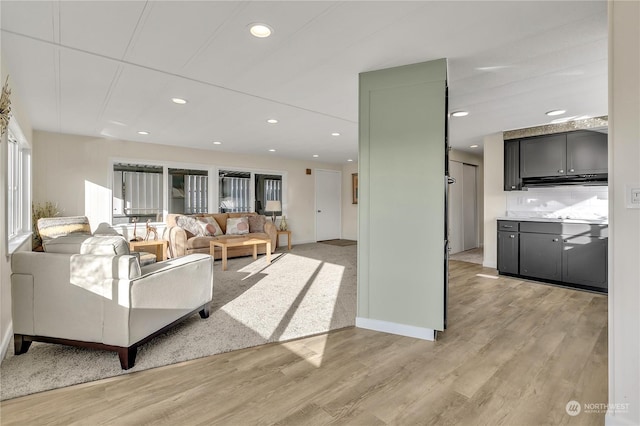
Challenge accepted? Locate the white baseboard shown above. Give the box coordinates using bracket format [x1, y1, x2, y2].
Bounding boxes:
[1, 322, 12, 362]
[605, 412, 639, 426]
[356, 317, 436, 341]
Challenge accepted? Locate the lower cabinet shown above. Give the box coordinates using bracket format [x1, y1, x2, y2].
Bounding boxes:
[497, 231, 519, 274]
[520, 232, 563, 281]
[497, 220, 608, 292]
[562, 235, 608, 289]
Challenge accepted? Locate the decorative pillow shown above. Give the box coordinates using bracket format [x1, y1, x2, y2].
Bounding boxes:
[176, 215, 206, 237]
[226, 217, 249, 235]
[42, 234, 92, 254]
[248, 215, 266, 233]
[37, 216, 91, 241]
[197, 217, 223, 237]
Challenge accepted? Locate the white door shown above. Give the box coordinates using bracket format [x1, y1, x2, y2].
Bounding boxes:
[463, 163, 478, 251]
[315, 169, 341, 241]
[448, 161, 464, 254]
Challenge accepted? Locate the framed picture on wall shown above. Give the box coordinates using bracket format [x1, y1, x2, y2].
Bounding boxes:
[352, 173, 358, 204]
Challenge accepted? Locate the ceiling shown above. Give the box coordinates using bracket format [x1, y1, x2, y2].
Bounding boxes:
[1, 1, 608, 164]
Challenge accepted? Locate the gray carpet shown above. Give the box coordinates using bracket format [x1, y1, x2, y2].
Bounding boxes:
[0, 243, 357, 401]
[319, 239, 357, 247]
[449, 247, 483, 265]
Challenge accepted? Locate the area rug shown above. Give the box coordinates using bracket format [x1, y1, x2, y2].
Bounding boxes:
[0, 243, 357, 401]
[319, 239, 357, 247]
[449, 247, 483, 265]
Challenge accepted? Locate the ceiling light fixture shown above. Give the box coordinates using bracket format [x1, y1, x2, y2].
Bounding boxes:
[546, 109, 566, 116]
[266, 119, 278, 124]
[451, 111, 469, 117]
[268, 149, 276, 152]
[347, 159, 353, 162]
[250, 23, 273, 38]
[212, 141, 222, 145]
[331, 132, 341, 136]
[312, 154, 319, 158]
[171, 98, 187, 105]
[137, 131, 150, 135]
[470, 144, 479, 148]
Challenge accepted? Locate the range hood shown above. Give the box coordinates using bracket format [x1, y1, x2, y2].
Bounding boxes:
[522, 173, 608, 188]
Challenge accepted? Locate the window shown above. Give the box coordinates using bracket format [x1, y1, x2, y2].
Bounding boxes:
[112, 163, 163, 224]
[6, 126, 31, 247]
[256, 174, 282, 215]
[169, 168, 208, 214]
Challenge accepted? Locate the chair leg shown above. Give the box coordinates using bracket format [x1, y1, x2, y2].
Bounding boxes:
[199, 304, 210, 319]
[14, 334, 32, 355]
[118, 346, 137, 370]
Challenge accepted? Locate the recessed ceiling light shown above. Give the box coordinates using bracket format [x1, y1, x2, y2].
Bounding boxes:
[266, 119, 278, 124]
[470, 144, 479, 148]
[137, 131, 150, 135]
[451, 111, 469, 117]
[212, 141, 222, 145]
[312, 154, 319, 158]
[250, 23, 272, 38]
[546, 109, 566, 116]
[331, 132, 341, 136]
[171, 97, 187, 105]
[268, 149, 276, 152]
[347, 159, 353, 162]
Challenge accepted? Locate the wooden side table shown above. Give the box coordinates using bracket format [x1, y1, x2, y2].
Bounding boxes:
[129, 239, 168, 261]
[276, 230, 292, 250]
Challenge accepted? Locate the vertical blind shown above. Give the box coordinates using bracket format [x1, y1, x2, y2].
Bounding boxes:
[121, 171, 162, 216]
[220, 177, 250, 212]
[184, 175, 208, 214]
[7, 135, 22, 237]
[264, 179, 282, 202]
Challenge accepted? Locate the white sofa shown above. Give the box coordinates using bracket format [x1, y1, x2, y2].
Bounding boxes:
[11, 234, 214, 369]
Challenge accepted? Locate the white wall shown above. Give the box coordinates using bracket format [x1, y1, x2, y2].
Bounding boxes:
[1, 55, 34, 360]
[482, 133, 506, 268]
[607, 1, 640, 424]
[341, 162, 358, 240]
[450, 149, 484, 246]
[32, 131, 349, 246]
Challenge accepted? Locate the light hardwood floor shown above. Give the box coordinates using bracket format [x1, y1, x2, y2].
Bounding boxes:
[0, 260, 608, 425]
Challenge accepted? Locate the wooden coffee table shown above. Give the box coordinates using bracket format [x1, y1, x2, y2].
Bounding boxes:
[210, 237, 271, 271]
[129, 239, 168, 261]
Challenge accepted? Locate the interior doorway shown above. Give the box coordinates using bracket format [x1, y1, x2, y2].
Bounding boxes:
[449, 161, 478, 254]
[315, 169, 342, 241]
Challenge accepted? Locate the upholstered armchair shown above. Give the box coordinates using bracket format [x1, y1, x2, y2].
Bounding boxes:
[11, 230, 214, 369]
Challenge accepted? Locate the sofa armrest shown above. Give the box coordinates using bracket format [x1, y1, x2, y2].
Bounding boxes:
[163, 225, 188, 258]
[130, 254, 214, 309]
[264, 221, 277, 253]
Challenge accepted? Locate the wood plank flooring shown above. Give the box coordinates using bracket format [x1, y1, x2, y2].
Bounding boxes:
[0, 260, 608, 425]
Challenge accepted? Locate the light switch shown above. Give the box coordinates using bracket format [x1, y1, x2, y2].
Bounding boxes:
[627, 185, 640, 209]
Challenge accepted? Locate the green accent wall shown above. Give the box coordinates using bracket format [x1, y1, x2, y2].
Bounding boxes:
[358, 59, 447, 331]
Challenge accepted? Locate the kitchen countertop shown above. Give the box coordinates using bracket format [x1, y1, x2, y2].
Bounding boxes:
[497, 216, 608, 225]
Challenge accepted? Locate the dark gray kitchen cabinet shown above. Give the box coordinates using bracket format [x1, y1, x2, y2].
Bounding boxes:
[498, 231, 519, 274]
[566, 131, 608, 175]
[504, 139, 521, 191]
[519, 232, 563, 281]
[520, 134, 567, 178]
[562, 235, 608, 289]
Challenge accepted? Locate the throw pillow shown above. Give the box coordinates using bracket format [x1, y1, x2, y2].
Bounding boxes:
[197, 217, 223, 237]
[176, 215, 206, 237]
[226, 217, 249, 235]
[80, 236, 130, 256]
[248, 215, 266, 233]
[37, 216, 91, 241]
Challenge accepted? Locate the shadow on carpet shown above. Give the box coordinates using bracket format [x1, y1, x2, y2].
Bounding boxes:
[0, 243, 357, 401]
[319, 239, 357, 247]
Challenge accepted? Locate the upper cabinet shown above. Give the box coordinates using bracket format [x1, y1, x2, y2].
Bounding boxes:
[505, 130, 608, 190]
[566, 131, 608, 174]
[520, 134, 567, 178]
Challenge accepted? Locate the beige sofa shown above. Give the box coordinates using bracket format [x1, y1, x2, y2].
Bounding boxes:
[164, 212, 277, 259]
[11, 234, 214, 369]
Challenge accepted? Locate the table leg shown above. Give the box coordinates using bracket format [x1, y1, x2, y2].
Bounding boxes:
[221, 246, 228, 271]
[287, 234, 291, 250]
[266, 241, 271, 264]
[252, 244, 258, 260]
